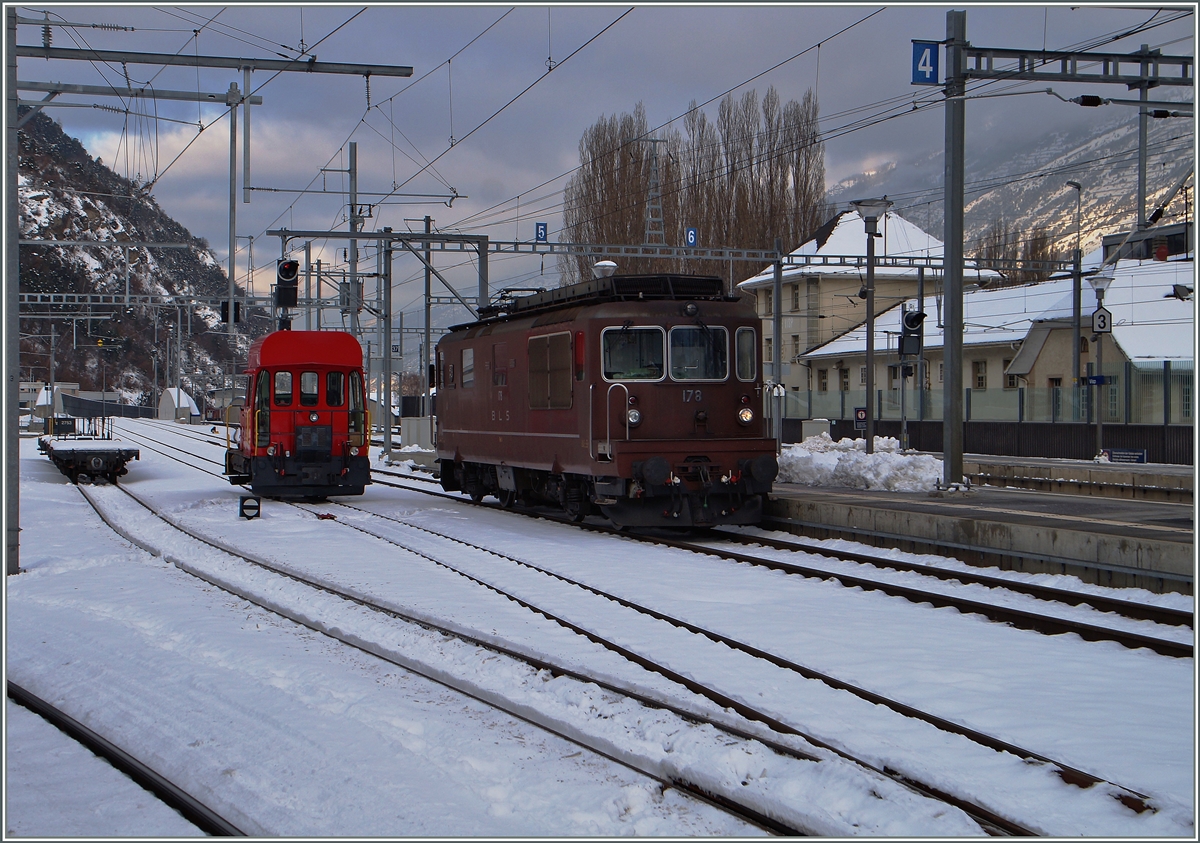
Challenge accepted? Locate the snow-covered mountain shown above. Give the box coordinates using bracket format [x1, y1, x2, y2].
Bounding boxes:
[828, 98, 1193, 256]
[17, 108, 269, 403]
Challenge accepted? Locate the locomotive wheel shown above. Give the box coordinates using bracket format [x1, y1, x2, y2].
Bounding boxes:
[469, 488, 485, 503]
[563, 486, 587, 522]
[497, 489, 516, 508]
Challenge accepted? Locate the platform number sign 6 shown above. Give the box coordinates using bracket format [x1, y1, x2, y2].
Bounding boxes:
[685, 227, 698, 248]
[912, 41, 940, 86]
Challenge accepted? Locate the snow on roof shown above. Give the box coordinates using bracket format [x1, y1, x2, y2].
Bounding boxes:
[739, 210, 1001, 288]
[805, 256, 1194, 363]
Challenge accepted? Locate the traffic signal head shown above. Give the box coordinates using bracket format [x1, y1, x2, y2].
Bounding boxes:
[275, 259, 300, 308]
[899, 309, 925, 357]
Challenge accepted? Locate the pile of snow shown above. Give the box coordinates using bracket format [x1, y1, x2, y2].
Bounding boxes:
[778, 433, 943, 492]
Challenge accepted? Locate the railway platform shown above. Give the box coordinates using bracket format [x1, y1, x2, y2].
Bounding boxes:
[765, 457, 1195, 595]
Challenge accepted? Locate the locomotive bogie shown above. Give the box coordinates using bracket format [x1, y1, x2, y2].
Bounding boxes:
[224, 330, 372, 499]
[436, 274, 778, 528]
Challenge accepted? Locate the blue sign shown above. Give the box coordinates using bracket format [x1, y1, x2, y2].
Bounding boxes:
[854, 407, 867, 430]
[1100, 448, 1148, 464]
[535, 222, 548, 243]
[912, 41, 940, 86]
[1086, 375, 1113, 386]
[685, 227, 699, 247]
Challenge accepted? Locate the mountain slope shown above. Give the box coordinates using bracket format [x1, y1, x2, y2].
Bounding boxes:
[17, 108, 269, 403]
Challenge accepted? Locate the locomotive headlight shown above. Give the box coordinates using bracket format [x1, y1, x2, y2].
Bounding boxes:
[309, 412, 319, 422]
[626, 408, 642, 427]
[737, 407, 755, 425]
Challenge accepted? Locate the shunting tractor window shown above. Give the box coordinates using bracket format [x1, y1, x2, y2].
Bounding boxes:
[601, 326, 665, 381]
[255, 371, 271, 447]
[300, 371, 319, 406]
[274, 370, 293, 406]
[736, 327, 757, 381]
[669, 325, 728, 381]
[326, 371, 345, 407]
[528, 332, 573, 409]
[461, 347, 475, 387]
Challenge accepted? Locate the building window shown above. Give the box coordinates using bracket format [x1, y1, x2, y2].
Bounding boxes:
[791, 334, 801, 361]
[790, 283, 800, 312]
[859, 365, 867, 386]
[764, 337, 773, 363]
[1184, 381, 1192, 419]
[938, 362, 944, 383]
[1003, 358, 1017, 389]
[1080, 336, 1089, 354]
[1049, 377, 1062, 420]
[887, 365, 901, 390]
[840, 368, 849, 392]
[1107, 377, 1119, 420]
[973, 360, 987, 390]
[817, 369, 828, 392]
[763, 290, 773, 317]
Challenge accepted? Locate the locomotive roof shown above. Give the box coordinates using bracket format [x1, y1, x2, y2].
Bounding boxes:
[455, 273, 737, 330]
[246, 330, 363, 369]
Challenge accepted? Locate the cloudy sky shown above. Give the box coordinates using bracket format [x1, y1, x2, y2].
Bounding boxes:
[15, 4, 1195, 314]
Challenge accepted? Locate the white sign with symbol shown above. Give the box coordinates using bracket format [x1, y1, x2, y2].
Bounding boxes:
[1092, 306, 1112, 334]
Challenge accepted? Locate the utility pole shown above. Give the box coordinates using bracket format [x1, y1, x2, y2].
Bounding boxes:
[382, 229, 394, 457]
[348, 142, 361, 337]
[942, 10, 966, 485]
[7, 7, 20, 575]
[423, 216, 432, 419]
[227, 81, 239, 341]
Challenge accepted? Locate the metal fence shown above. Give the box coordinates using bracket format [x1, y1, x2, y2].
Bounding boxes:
[785, 360, 1193, 427]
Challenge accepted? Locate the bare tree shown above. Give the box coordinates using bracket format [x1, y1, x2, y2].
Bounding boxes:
[973, 218, 1060, 286]
[560, 87, 828, 287]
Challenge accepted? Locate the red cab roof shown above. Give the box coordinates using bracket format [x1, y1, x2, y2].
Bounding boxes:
[246, 330, 363, 370]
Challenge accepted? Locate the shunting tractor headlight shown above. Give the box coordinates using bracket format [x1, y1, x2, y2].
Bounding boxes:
[309, 412, 319, 422]
[737, 407, 755, 425]
[350, 446, 360, 456]
[267, 445, 277, 456]
[626, 408, 643, 427]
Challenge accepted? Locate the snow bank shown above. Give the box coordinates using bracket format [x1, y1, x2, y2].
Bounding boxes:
[778, 433, 943, 492]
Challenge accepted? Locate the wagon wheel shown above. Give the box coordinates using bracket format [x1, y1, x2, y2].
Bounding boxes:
[563, 486, 587, 522]
[468, 487, 485, 504]
[497, 489, 517, 509]
[75, 472, 91, 485]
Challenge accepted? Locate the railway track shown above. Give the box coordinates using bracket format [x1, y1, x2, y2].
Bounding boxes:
[6, 681, 243, 836]
[95, 423, 1188, 832]
[75, 479, 890, 836]
[369, 473, 1192, 658]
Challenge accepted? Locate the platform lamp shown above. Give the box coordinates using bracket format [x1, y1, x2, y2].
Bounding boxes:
[1087, 269, 1114, 457]
[850, 197, 893, 454]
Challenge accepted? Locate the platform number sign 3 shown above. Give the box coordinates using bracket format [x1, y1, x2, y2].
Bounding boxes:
[1092, 306, 1112, 334]
[912, 41, 940, 86]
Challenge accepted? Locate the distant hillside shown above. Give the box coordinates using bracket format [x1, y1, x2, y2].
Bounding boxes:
[828, 98, 1193, 257]
[17, 108, 270, 404]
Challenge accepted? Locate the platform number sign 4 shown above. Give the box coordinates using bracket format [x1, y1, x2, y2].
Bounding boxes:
[912, 41, 940, 86]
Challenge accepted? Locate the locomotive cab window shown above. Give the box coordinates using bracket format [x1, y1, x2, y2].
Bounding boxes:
[669, 325, 728, 381]
[601, 326, 665, 381]
[735, 327, 756, 381]
[300, 371, 319, 406]
[326, 371, 345, 407]
[274, 370, 293, 406]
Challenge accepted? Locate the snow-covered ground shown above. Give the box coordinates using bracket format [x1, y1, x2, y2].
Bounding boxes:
[6, 422, 1195, 836]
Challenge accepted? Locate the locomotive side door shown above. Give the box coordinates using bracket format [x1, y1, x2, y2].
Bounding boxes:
[253, 371, 271, 449]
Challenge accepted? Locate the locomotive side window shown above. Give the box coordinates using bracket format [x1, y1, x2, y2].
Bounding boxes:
[601, 327, 665, 381]
[300, 371, 319, 406]
[528, 332, 573, 409]
[736, 327, 757, 381]
[326, 371, 345, 407]
[461, 348, 475, 387]
[492, 343, 508, 386]
[274, 370, 293, 406]
[669, 326, 728, 381]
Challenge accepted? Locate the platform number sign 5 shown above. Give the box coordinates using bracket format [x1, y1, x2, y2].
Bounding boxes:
[535, 222, 548, 243]
[912, 41, 940, 86]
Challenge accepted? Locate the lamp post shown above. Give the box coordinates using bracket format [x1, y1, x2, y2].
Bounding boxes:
[850, 197, 893, 454]
[1088, 270, 1114, 457]
[1067, 181, 1082, 417]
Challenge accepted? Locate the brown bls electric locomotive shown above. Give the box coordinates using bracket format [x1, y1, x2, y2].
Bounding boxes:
[435, 272, 778, 527]
[224, 330, 371, 498]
